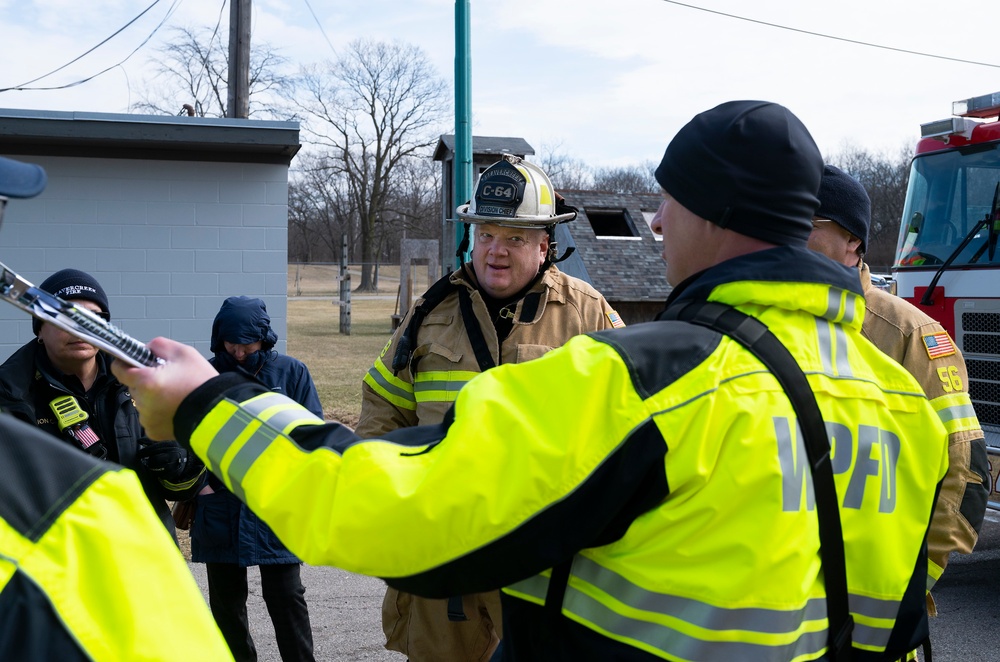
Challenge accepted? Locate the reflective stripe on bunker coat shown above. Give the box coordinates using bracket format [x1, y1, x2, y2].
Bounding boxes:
[364, 356, 417, 410]
[364, 357, 480, 409]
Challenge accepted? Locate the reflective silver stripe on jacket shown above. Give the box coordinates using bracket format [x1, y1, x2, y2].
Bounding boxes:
[204, 392, 321, 502]
[507, 554, 901, 659]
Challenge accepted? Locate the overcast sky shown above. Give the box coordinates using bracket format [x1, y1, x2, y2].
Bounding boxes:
[3, 0, 1000, 169]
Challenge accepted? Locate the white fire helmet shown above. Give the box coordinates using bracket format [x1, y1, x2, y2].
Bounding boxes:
[455, 154, 576, 228]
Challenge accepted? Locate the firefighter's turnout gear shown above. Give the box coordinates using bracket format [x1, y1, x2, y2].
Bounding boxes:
[860, 262, 989, 593]
[359, 264, 620, 435]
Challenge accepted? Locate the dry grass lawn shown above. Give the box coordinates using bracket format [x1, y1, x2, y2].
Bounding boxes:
[286, 298, 397, 427]
[285, 264, 434, 427]
[287, 262, 433, 298]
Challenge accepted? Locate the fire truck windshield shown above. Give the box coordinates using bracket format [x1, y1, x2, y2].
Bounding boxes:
[895, 142, 1000, 268]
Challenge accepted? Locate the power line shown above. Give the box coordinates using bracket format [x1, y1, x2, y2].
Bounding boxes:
[300, 0, 338, 57]
[658, 0, 1000, 69]
[0, 0, 183, 93]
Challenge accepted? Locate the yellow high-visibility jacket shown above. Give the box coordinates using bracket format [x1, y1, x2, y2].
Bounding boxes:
[177, 247, 947, 661]
[0, 413, 232, 661]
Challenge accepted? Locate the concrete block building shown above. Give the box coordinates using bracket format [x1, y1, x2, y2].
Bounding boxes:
[0, 108, 299, 360]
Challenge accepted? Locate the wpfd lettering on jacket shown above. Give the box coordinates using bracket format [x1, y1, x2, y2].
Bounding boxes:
[775, 416, 901, 513]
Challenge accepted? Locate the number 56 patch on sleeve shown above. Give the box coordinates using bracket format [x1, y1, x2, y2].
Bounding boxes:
[923, 331, 957, 360]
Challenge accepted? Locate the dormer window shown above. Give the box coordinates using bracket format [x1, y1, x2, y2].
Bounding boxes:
[585, 208, 639, 239]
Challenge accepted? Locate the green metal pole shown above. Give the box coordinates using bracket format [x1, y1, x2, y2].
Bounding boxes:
[454, 0, 472, 270]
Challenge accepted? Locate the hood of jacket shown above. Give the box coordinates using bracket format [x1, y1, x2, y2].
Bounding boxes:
[210, 296, 278, 353]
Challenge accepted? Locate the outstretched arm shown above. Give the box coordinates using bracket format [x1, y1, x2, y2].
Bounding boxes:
[111, 337, 220, 441]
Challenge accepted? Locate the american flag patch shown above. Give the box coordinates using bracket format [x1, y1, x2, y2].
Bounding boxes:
[607, 310, 626, 328]
[923, 332, 957, 360]
[73, 425, 101, 448]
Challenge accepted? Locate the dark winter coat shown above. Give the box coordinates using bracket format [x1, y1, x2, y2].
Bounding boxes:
[192, 296, 324, 566]
[0, 342, 183, 535]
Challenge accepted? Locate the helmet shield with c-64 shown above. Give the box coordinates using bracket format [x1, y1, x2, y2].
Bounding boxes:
[455, 154, 576, 228]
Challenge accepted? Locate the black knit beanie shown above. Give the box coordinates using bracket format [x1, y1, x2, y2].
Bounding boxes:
[34, 268, 110, 335]
[654, 100, 823, 246]
[815, 164, 870, 252]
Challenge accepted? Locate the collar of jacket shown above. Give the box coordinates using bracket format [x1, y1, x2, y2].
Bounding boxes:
[450, 263, 564, 325]
[859, 262, 872, 295]
[661, 246, 866, 328]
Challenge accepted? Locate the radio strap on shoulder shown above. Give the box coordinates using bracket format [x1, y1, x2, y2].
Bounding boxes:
[391, 274, 460, 373]
[674, 300, 853, 661]
[457, 286, 496, 372]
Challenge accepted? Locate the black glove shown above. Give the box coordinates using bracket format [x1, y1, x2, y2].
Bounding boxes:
[136, 441, 188, 483]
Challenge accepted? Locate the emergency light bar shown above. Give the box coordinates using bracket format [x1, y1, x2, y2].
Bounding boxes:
[954, 92, 1000, 119]
[920, 117, 979, 141]
[919, 91, 1000, 142]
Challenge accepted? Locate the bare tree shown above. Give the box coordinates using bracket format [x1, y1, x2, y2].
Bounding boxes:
[592, 163, 659, 194]
[289, 154, 359, 263]
[536, 142, 592, 191]
[536, 144, 658, 194]
[132, 25, 294, 118]
[294, 39, 448, 291]
[827, 143, 913, 269]
[387, 155, 441, 241]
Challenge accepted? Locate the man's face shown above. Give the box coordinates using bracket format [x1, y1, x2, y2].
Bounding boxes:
[807, 218, 862, 267]
[472, 223, 549, 299]
[224, 340, 263, 364]
[650, 193, 715, 286]
[38, 299, 103, 366]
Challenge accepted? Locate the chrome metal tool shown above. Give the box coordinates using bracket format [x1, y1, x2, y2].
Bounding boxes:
[0, 262, 162, 368]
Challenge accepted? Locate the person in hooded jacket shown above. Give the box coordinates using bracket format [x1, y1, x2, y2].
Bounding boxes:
[191, 296, 320, 662]
[0, 268, 206, 540]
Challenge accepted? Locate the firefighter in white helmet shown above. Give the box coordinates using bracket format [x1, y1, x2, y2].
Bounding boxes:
[355, 154, 624, 662]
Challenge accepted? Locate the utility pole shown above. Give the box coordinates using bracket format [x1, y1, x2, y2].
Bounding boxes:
[453, 0, 472, 270]
[227, 0, 251, 118]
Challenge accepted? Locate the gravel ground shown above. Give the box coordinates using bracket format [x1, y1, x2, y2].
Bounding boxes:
[177, 529, 401, 661]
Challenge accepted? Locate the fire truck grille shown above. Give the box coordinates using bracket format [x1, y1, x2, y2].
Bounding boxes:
[960, 312, 1000, 333]
[962, 333, 1000, 355]
[959, 312, 1000, 428]
[966, 359, 1000, 426]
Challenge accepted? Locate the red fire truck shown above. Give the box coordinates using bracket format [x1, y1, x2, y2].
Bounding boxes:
[892, 91, 1000, 508]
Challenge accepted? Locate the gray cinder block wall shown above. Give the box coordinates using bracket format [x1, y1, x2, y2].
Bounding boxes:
[0, 110, 300, 362]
